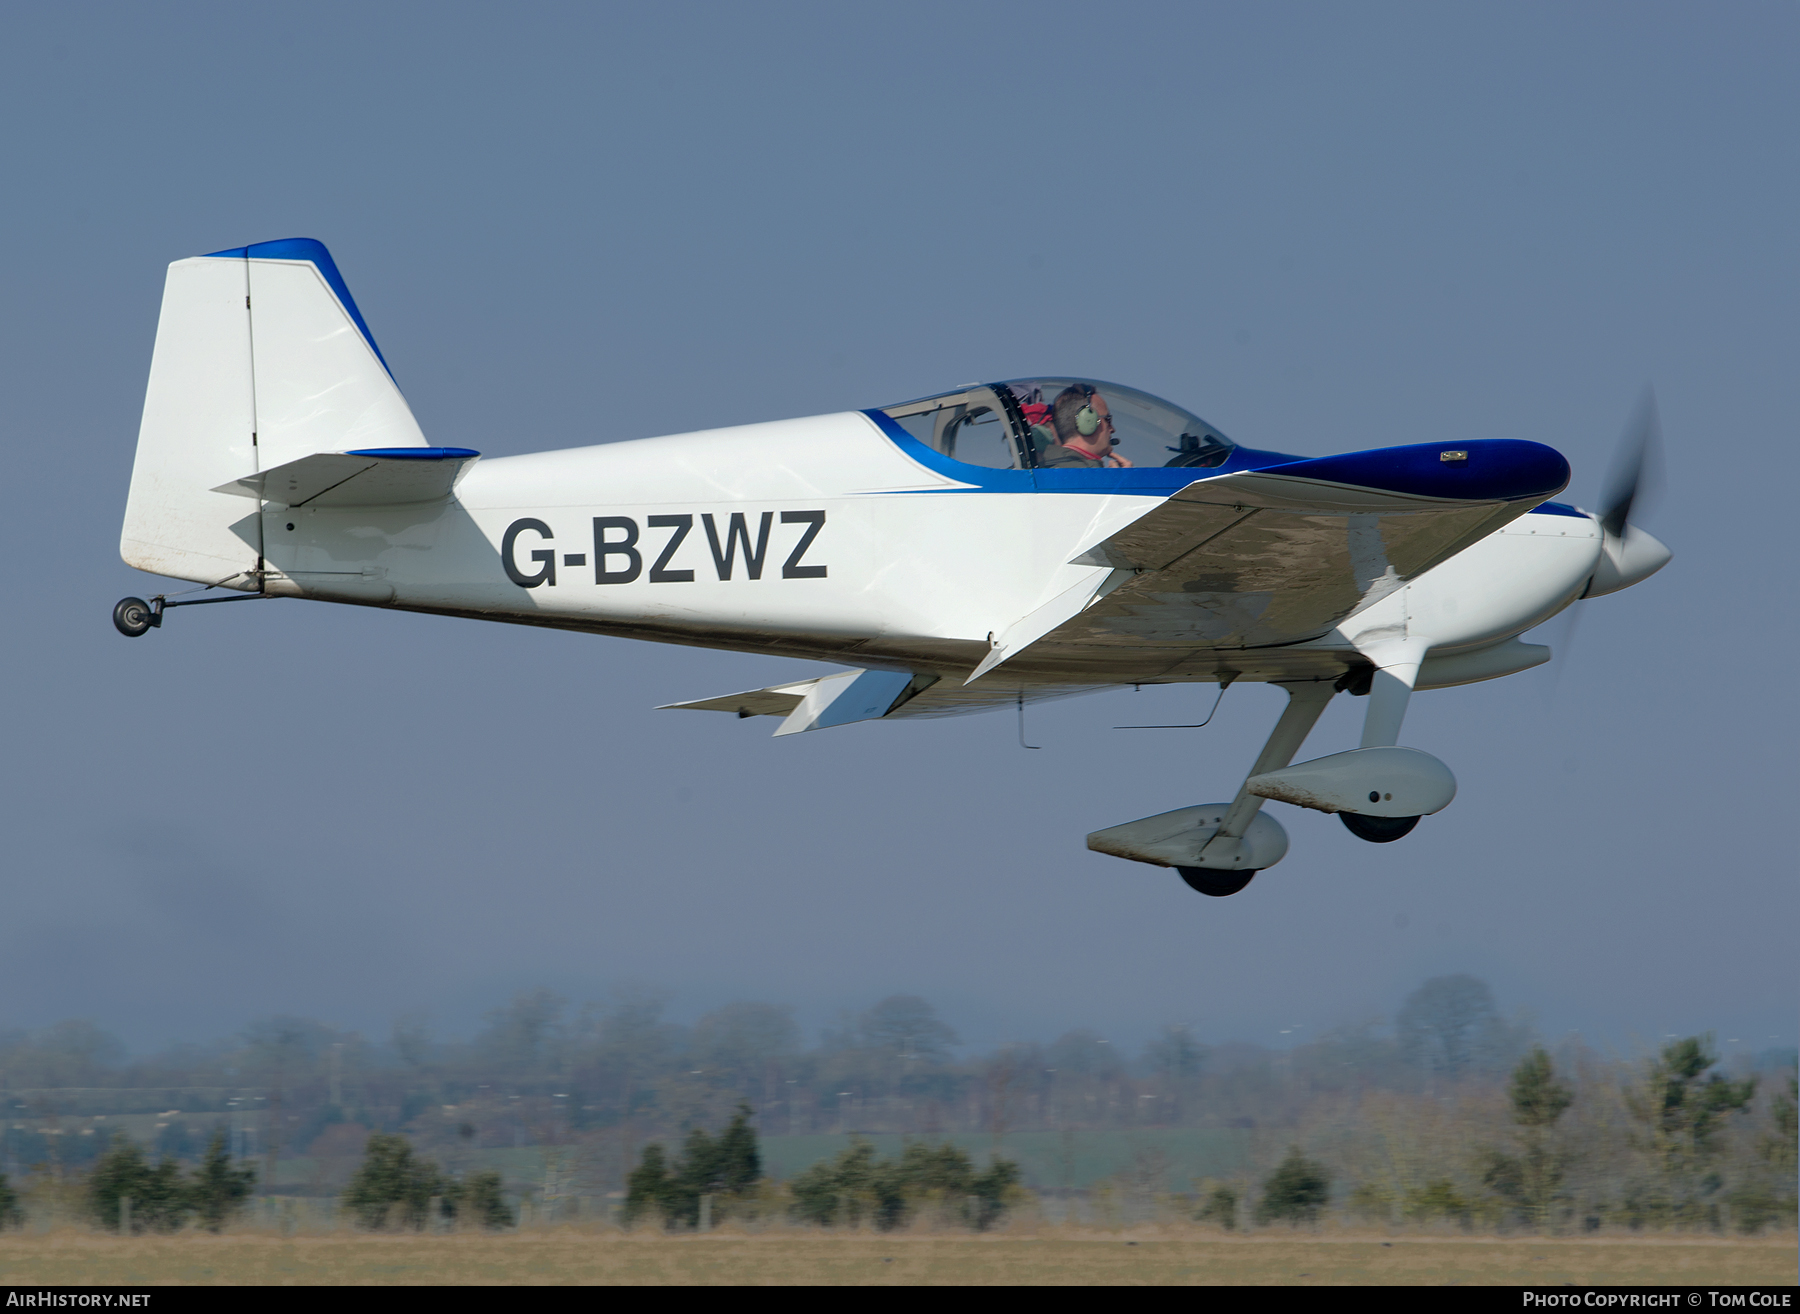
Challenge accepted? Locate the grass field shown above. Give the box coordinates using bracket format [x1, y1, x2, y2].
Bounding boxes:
[0, 1228, 1792, 1285]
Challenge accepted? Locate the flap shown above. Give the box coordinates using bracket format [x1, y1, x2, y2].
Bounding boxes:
[773, 669, 915, 737]
[657, 680, 821, 718]
[971, 440, 1567, 681]
[212, 447, 480, 507]
[659, 671, 930, 734]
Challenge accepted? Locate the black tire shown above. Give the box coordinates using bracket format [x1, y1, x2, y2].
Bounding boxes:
[1177, 867, 1257, 897]
[1340, 812, 1421, 843]
[113, 597, 154, 638]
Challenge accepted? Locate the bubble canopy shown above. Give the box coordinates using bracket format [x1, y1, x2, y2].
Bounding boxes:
[877, 378, 1235, 472]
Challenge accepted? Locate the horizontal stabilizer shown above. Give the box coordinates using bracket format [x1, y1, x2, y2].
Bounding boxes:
[213, 448, 479, 508]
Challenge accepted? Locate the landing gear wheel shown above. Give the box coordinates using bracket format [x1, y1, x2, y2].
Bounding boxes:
[1340, 812, 1421, 843]
[1177, 867, 1257, 897]
[113, 597, 154, 637]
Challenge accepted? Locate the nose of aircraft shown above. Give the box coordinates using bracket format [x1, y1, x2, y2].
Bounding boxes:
[1582, 388, 1670, 599]
[1583, 522, 1672, 598]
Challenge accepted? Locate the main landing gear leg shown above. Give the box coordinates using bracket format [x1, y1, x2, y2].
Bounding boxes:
[1357, 636, 1430, 749]
[1341, 634, 1433, 842]
[1180, 681, 1335, 890]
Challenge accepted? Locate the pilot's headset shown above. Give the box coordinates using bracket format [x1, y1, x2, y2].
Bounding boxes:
[1074, 388, 1119, 446]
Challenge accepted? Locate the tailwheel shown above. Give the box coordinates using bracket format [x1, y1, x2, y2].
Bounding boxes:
[1340, 812, 1421, 843]
[113, 597, 155, 637]
[1177, 867, 1256, 897]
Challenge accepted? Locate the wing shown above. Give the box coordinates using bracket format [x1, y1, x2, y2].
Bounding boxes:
[971, 439, 1569, 681]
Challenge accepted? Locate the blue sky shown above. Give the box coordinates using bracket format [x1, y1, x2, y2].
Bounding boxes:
[0, 1, 1793, 1057]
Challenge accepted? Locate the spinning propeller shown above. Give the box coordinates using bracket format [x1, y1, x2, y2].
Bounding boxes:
[1600, 388, 1657, 539]
[1585, 387, 1673, 599]
[1543, 389, 1674, 694]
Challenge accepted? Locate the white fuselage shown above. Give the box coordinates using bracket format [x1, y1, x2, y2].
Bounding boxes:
[259, 410, 1603, 697]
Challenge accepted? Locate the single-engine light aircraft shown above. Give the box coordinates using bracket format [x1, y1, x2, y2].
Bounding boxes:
[115, 239, 1671, 896]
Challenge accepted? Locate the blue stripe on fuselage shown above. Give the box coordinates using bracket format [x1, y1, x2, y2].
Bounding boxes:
[861, 409, 1570, 504]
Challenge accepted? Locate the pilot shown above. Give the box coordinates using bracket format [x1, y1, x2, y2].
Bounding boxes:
[1041, 385, 1133, 468]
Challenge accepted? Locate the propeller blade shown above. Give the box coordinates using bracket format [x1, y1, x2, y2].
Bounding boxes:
[1599, 387, 1660, 539]
[1539, 600, 1583, 710]
[1548, 387, 1664, 703]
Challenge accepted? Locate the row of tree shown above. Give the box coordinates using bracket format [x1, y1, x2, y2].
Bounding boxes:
[78, 1131, 254, 1233]
[0, 1129, 515, 1235]
[1206, 1039, 1795, 1235]
[0, 1035, 1790, 1235]
[0, 1105, 1020, 1236]
[2, 977, 1564, 1156]
[623, 1104, 762, 1228]
[340, 1134, 512, 1230]
[0, 977, 1791, 1234]
[621, 1104, 1023, 1232]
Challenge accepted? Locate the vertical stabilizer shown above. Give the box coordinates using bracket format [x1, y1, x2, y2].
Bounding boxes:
[120, 239, 427, 587]
[120, 255, 260, 586]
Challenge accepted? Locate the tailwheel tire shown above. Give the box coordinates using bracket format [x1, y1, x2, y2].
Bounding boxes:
[1177, 867, 1256, 897]
[1340, 812, 1421, 843]
[113, 597, 154, 637]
